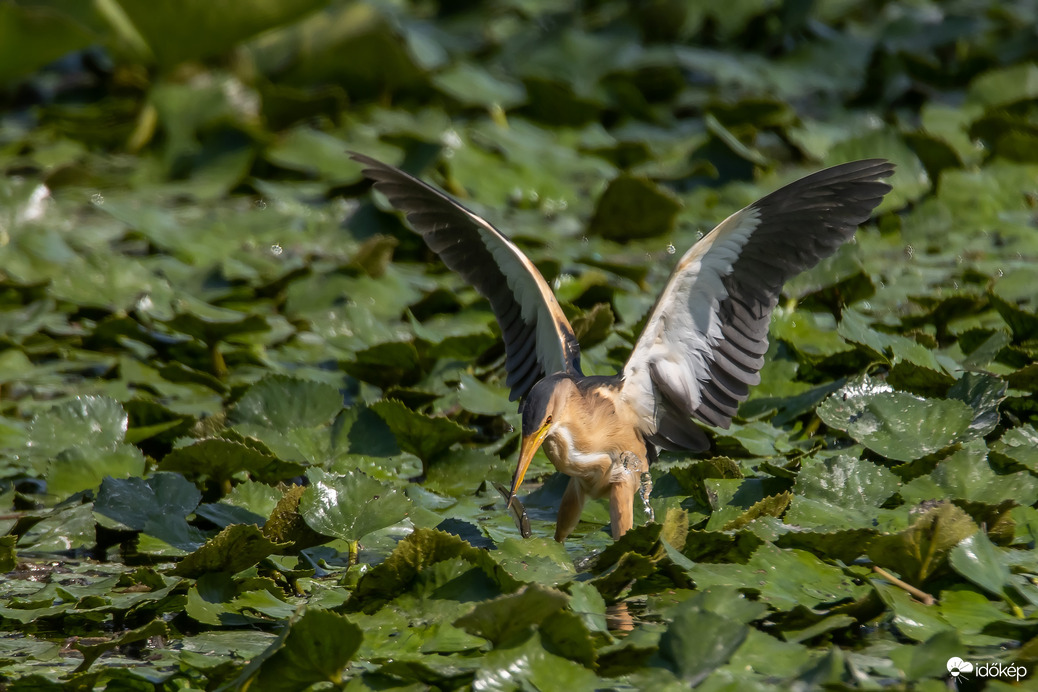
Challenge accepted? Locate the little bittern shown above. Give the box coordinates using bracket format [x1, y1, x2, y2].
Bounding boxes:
[353, 153, 894, 542]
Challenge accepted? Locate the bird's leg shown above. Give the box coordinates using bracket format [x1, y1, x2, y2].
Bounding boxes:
[608, 451, 649, 539]
[554, 477, 586, 543]
[638, 468, 654, 524]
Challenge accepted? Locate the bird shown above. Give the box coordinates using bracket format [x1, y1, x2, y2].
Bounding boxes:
[352, 152, 894, 542]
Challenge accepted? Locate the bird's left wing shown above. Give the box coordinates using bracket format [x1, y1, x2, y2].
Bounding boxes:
[621, 159, 894, 451]
[352, 153, 582, 401]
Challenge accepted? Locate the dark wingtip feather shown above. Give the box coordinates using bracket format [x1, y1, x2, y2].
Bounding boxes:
[350, 151, 582, 402]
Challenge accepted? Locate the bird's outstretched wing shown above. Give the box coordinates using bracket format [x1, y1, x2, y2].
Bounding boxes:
[352, 153, 582, 401]
[621, 159, 894, 451]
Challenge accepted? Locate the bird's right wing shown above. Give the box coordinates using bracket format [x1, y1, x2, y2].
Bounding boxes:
[352, 153, 582, 401]
[620, 160, 894, 451]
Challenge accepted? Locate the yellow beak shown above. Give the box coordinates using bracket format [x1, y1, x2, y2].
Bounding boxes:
[509, 424, 551, 501]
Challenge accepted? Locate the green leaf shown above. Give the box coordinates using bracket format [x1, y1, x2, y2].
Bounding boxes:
[370, 399, 474, 465]
[746, 543, 865, 610]
[588, 174, 682, 240]
[347, 528, 509, 614]
[433, 63, 527, 109]
[159, 437, 301, 483]
[838, 309, 947, 373]
[570, 302, 615, 349]
[818, 377, 975, 462]
[454, 584, 568, 647]
[793, 455, 901, 511]
[298, 468, 411, 543]
[0, 535, 16, 572]
[93, 472, 206, 552]
[722, 491, 792, 531]
[901, 440, 1038, 506]
[487, 538, 576, 587]
[116, 0, 329, 68]
[867, 502, 977, 585]
[0, 4, 94, 84]
[659, 607, 748, 684]
[947, 372, 1007, 438]
[949, 531, 1012, 598]
[472, 632, 605, 690]
[990, 424, 1038, 473]
[872, 581, 953, 642]
[164, 297, 270, 346]
[687, 543, 866, 610]
[234, 608, 363, 691]
[27, 395, 128, 457]
[45, 444, 146, 501]
[172, 524, 287, 577]
[967, 63, 1038, 108]
[781, 614, 856, 644]
[265, 126, 365, 185]
[263, 484, 329, 549]
[73, 620, 168, 674]
[230, 374, 344, 429]
[568, 582, 608, 634]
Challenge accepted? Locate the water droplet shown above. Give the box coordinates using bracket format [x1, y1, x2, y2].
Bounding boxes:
[254, 199, 267, 210]
[441, 129, 462, 150]
[90, 193, 104, 206]
[666, 243, 676, 254]
[136, 294, 154, 312]
[270, 243, 283, 256]
[997, 268, 1004, 277]
[581, 236, 589, 244]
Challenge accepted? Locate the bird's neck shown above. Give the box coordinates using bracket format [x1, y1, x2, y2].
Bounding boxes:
[543, 423, 614, 495]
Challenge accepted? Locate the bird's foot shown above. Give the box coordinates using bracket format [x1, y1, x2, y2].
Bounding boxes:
[610, 451, 654, 524]
[638, 470, 654, 524]
[610, 450, 647, 482]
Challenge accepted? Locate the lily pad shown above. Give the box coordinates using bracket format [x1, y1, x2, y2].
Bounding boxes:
[232, 608, 363, 691]
[230, 374, 344, 429]
[93, 472, 208, 552]
[158, 437, 302, 484]
[370, 399, 474, 466]
[172, 523, 287, 577]
[990, 424, 1038, 473]
[901, 439, 1038, 506]
[298, 468, 411, 544]
[659, 606, 748, 685]
[588, 174, 681, 240]
[948, 531, 1011, 598]
[818, 377, 975, 462]
[27, 396, 128, 457]
[454, 584, 568, 647]
[867, 502, 977, 586]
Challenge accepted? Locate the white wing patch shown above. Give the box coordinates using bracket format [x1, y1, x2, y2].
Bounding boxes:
[476, 224, 572, 375]
[621, 207, 762, 435]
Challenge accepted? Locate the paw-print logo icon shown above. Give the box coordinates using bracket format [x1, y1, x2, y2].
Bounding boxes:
[947, 657, 974, 678]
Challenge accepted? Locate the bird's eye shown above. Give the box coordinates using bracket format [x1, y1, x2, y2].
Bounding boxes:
[545, 415, 552, 424]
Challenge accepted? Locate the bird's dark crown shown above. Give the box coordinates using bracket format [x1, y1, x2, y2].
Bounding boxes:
[520, 373, 571, 434]
[520, 373, 621, 434]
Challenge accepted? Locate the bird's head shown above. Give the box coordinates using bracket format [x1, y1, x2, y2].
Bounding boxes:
[509, 374, 570, 501]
